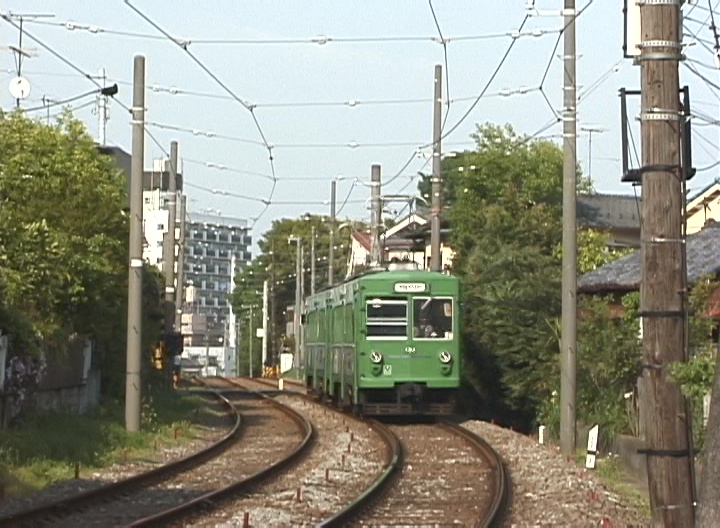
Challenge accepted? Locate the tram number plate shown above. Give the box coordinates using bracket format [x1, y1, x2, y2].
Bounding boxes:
[383, 364, 392, 376]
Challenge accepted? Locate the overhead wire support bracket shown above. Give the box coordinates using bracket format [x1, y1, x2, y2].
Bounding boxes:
[619, 86, 695, 183]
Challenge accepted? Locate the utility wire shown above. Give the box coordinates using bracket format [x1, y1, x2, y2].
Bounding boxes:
[21, 16, 559, 46]
[428, 0, 451, 131]
[22, 88, 98, 112]
[123, 0, 278, 227]
[105, 77, 538, 108]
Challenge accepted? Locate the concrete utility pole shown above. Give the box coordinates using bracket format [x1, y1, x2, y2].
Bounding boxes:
[310, 226, 316, 295]
[290, 237, 302, 361]
[370, 164, 382, 266]
[638, 2, 695, 525]
[430, 64, 443, 272]
[559, 0, 578, 456]
[248, 305, 254, 378]
[174, 194, 186, 331]
[125, 55, 145, 433]
[162, 141, 178, 334]
[97, 68, 109, 145]
[270, 241, 276, 364]
[261, 279, 268, 367]
[328, 180, 337, 286]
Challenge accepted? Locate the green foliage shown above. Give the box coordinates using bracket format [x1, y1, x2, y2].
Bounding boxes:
[0, 390, 204, 496]
[445, 124, 571, 419]
[229, 215, 356, 362]
[0, 111, 127, 351]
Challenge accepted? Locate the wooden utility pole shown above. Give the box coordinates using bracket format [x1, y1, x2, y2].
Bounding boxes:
[638, 1, 695, 525]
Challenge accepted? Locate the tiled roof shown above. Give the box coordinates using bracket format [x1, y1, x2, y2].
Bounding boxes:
[578, 221, 720, 293]
[577, 193, 641, 230]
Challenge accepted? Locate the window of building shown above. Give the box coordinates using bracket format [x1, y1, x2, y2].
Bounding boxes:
[366, 297, 408, 339]
[206, 248, 216, 257]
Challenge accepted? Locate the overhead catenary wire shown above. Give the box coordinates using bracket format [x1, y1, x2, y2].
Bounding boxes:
[0, 13, 171, 158]
[20, 16, 560, 46]
[123, 0, 278, 226]
[428, 0, 451, 131]
[21, 88, 99, 112]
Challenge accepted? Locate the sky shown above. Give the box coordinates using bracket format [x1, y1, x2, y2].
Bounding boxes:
[3, 1, 720, 251]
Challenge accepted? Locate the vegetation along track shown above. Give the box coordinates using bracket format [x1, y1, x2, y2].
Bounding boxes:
[349, 420, 509, 527]
[0, 377, 312, 527]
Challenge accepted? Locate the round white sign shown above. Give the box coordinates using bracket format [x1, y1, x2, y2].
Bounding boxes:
[9, 76, 31, 100]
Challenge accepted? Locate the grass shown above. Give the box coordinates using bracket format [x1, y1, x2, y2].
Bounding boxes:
[587, 454, 652, 518]
[0, 388, 209, 499]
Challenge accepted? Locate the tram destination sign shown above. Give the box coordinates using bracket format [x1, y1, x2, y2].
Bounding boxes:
[394, 282, 426, 293]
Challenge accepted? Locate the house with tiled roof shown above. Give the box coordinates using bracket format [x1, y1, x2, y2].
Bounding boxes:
[579, 220, 720, 302]
[577, 193, 642, 248]
[348, 212, 454, 272]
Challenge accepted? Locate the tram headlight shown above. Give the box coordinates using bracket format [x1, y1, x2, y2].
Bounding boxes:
[438, 351, 453, 364]
[369, 351, 383, 364]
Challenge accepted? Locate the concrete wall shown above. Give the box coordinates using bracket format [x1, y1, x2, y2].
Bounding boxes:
[35, 368, 101, 415]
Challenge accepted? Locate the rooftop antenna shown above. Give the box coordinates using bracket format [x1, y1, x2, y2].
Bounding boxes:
[5, 12, 54, 108]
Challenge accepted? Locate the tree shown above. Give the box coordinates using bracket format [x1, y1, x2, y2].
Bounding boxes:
[0, 111, 130, 398]
[442, 124, 586, 423]
[229, 215, 356, 363]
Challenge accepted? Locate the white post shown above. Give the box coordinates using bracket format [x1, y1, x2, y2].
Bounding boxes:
[586, 424, 599, 469]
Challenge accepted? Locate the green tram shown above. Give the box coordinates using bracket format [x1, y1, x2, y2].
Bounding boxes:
[302, 264, 460, 415]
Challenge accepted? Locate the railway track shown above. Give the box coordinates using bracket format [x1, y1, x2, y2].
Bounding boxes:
[0, 378, 312, 527]
[349, 420, 509, 527]
[236, 376, 509, 527]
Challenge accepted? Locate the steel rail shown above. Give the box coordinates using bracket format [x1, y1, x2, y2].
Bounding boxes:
[439, 420, 510, 528]
[316, 418, 402, 527]
[129, 378, 314, 526]
[0, 389, 241, 527]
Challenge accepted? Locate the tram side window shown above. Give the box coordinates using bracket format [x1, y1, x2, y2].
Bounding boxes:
[366, 297, 408, 338]
[413, 297, 453, 339]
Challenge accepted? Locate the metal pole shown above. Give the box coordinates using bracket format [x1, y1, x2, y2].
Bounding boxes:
[430, 64, 443, 272]
[262, 279, 268, 367]
[98, 68, 108, 146]
[249, 305, 254, 378]
[310, 226, 316, 295]
[174, 195, 186, 330]
[370, 165, 382, 266]
[204, 333, 209, 377]
[270, 242, 276, 364]
[559, 0, 577, 455]
[299, 244, 304, 369]
[125, 55, 145, 432]
[294, 240, 302, 361]
[329, 181, 336, 286]
[587, 130, 593, 182]
[638, 1, 695, 524]
[163, 141, 178, 334]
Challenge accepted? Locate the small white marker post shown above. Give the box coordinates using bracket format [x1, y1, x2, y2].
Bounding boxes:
[278, 378, 284, 391]
[538, 425, 546, 445]
[586, 424, 599, 469]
